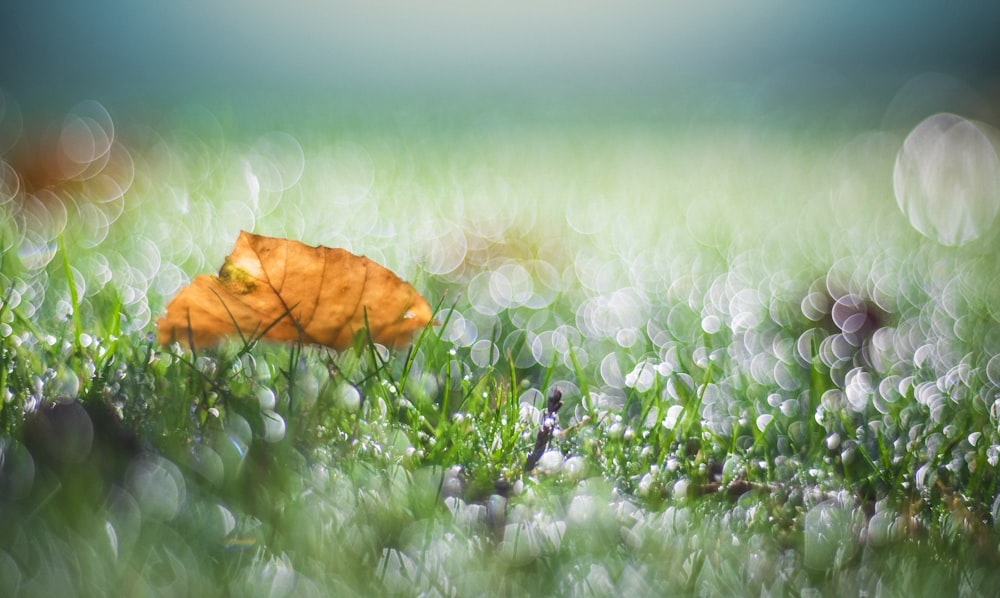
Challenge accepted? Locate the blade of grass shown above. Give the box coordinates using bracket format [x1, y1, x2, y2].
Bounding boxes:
[59, 237, 84, 353]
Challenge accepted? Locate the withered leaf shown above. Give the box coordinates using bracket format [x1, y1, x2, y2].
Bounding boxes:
[157, 231, 433, 351]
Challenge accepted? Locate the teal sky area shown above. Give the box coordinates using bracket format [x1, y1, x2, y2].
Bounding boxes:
[1, 2, 998, 114]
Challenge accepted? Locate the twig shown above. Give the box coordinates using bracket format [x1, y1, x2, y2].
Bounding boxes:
[524, 388, 563, 472]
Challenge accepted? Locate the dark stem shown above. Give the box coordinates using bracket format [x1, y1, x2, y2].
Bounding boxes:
[524, 388, 563, 473]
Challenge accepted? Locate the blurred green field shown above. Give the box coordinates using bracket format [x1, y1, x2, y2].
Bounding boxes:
[3, 86, 1000, 596]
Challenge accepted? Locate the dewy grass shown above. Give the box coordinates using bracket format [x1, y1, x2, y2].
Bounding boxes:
[58, 238, 84, 355]
[3, 98, 1000, 595]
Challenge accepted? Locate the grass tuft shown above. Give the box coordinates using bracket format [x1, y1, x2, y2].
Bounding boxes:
[3, 100, 1000, 595]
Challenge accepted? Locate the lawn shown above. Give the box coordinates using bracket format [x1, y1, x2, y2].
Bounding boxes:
[2, 86, 1000, 596]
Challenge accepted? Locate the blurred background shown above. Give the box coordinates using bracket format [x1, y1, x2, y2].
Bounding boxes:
[2, 2, 998, 114]
[1, 1, 1000, 333]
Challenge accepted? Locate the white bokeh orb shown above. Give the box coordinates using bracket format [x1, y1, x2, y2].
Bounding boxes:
[893, 113, 1000, 246]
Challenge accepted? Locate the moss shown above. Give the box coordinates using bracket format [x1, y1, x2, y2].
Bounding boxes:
[218, 257, 257, 295]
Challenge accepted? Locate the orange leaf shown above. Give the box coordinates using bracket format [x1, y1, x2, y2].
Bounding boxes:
[157, 231, 433, 351]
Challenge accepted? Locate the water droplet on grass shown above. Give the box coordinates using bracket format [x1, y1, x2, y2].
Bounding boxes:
[866, 510, 899, 547]
[536, 450, 563, 475]
[660, 405, 684, 431]
[701, 314, 721, 334]
[17, 232, 57, 270]
[261, 410, 286, 443]
[468, 338, 499, 368]
[467, 271, 501, 316]
[803, 500, 860, 571]
[563, 456, 586, 480]
[519, 402, 541, 426]
[751, 412, 771, 432]
[779, 399, 798, 418]
[256, 387, 276, 410]
[127, 456, 186, 520]
[986, 354, 1000, 387]
[625, 359, 656, 392]
[800, 290, 828, 322]
[671, 478, 690, 499]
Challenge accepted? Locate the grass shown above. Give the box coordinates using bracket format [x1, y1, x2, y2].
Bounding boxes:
[3, 94, 1000, 595]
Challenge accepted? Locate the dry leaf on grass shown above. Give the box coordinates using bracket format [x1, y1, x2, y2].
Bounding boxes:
[157, 231, 433, 351]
